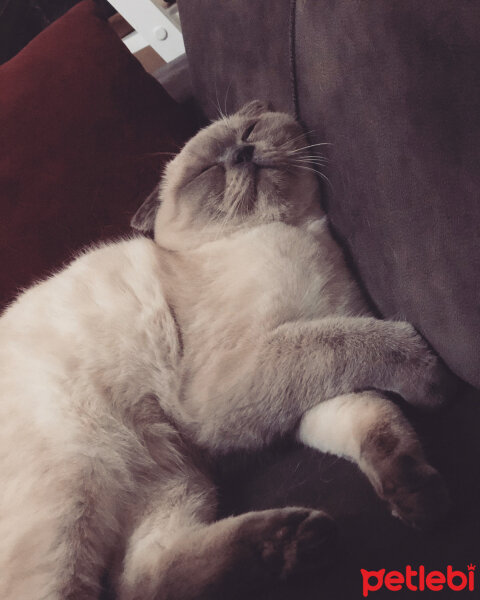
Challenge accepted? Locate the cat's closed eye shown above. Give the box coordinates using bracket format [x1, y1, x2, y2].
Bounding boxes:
[241, 122, 257, 142]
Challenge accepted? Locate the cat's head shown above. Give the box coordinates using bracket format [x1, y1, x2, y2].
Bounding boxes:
[132, 100, 324, 248]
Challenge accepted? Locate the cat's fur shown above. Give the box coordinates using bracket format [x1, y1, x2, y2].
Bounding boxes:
[0, 101, 452, 600]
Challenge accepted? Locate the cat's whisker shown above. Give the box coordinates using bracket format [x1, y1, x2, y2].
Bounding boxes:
[292, 163, 328, 176]
[278, 131, 312, 148]
[276, 131, 315, 152]
[290, 129, 317, 143]
[291, 157, 330, 166]
[290, 160, 330, 171]
[299, 128, 318, 137]
[295, 152, 329, 159]
[292, 164, 334, 190]
[212, 80, 229, 123]
[293, 161, 329, 168]
[288, 143, 333, 155]
[292, 162, 330, 171]
[287, 149, 329, 160]
[223, 78, 233, 118]
[210, 98, 224, 122]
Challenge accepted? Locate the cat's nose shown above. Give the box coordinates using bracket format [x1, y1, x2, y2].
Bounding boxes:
[232, 144, 255, 164]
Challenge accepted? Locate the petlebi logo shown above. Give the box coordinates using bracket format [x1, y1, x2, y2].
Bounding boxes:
[361, 564, 476, 597]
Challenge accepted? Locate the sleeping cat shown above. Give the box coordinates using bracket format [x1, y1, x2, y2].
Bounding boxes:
[0, 100, 452, 600]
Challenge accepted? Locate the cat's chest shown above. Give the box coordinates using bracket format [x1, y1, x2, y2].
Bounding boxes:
[199, 220, 368, 329]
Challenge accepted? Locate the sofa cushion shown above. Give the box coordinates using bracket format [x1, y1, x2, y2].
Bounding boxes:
[0, 0, 197, 311]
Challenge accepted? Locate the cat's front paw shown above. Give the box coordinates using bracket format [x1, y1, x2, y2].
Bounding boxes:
[388, 324, 458, 410]
[401, 354, 460, 410]
[379, 454, 450, 529]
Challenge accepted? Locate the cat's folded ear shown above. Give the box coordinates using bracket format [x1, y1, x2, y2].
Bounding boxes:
[236, 100, 270, 119]
[131, 181, 161, 232]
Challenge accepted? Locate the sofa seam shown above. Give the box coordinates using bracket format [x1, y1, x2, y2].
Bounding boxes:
[289, 0, 300, 120]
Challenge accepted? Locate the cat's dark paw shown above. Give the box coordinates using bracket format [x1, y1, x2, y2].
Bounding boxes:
[157, 508, 337, 600]
[395, 343, 458, 411]
[417, 357, 462, 411]
[379, 454, 450, 529]
[240, 507, 337, 580]
[425, 362, 465, 409]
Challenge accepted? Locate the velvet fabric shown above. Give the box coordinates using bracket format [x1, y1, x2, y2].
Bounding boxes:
[294, 0, 480, 390]
[0, 0, 197, 311]
[178, 0, 294, 119]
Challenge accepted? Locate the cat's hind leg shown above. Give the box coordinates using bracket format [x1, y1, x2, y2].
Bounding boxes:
[297, 391, 449, 528]
[117, 458, 336, 600]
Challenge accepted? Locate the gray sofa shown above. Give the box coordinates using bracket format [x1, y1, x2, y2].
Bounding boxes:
[177, 1, 480, 598]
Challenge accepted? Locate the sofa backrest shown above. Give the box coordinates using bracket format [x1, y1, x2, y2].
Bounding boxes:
[178, 0, 480, 389]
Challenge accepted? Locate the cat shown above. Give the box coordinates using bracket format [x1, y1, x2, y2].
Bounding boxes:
[0, 100, 453, 600]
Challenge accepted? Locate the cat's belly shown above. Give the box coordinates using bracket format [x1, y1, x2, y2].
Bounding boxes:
[202, 219, 370, 333]
[263, 228, 369, 323]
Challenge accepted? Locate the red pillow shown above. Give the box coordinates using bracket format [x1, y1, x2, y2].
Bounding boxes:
[0, 0, 197, 310]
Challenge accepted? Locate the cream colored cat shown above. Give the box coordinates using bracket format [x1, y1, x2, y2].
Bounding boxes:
[0, 101, 452, 600]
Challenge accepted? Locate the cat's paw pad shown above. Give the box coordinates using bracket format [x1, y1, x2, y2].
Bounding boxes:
[245, 507, 337, 579]
[381, 455, 450, 529]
